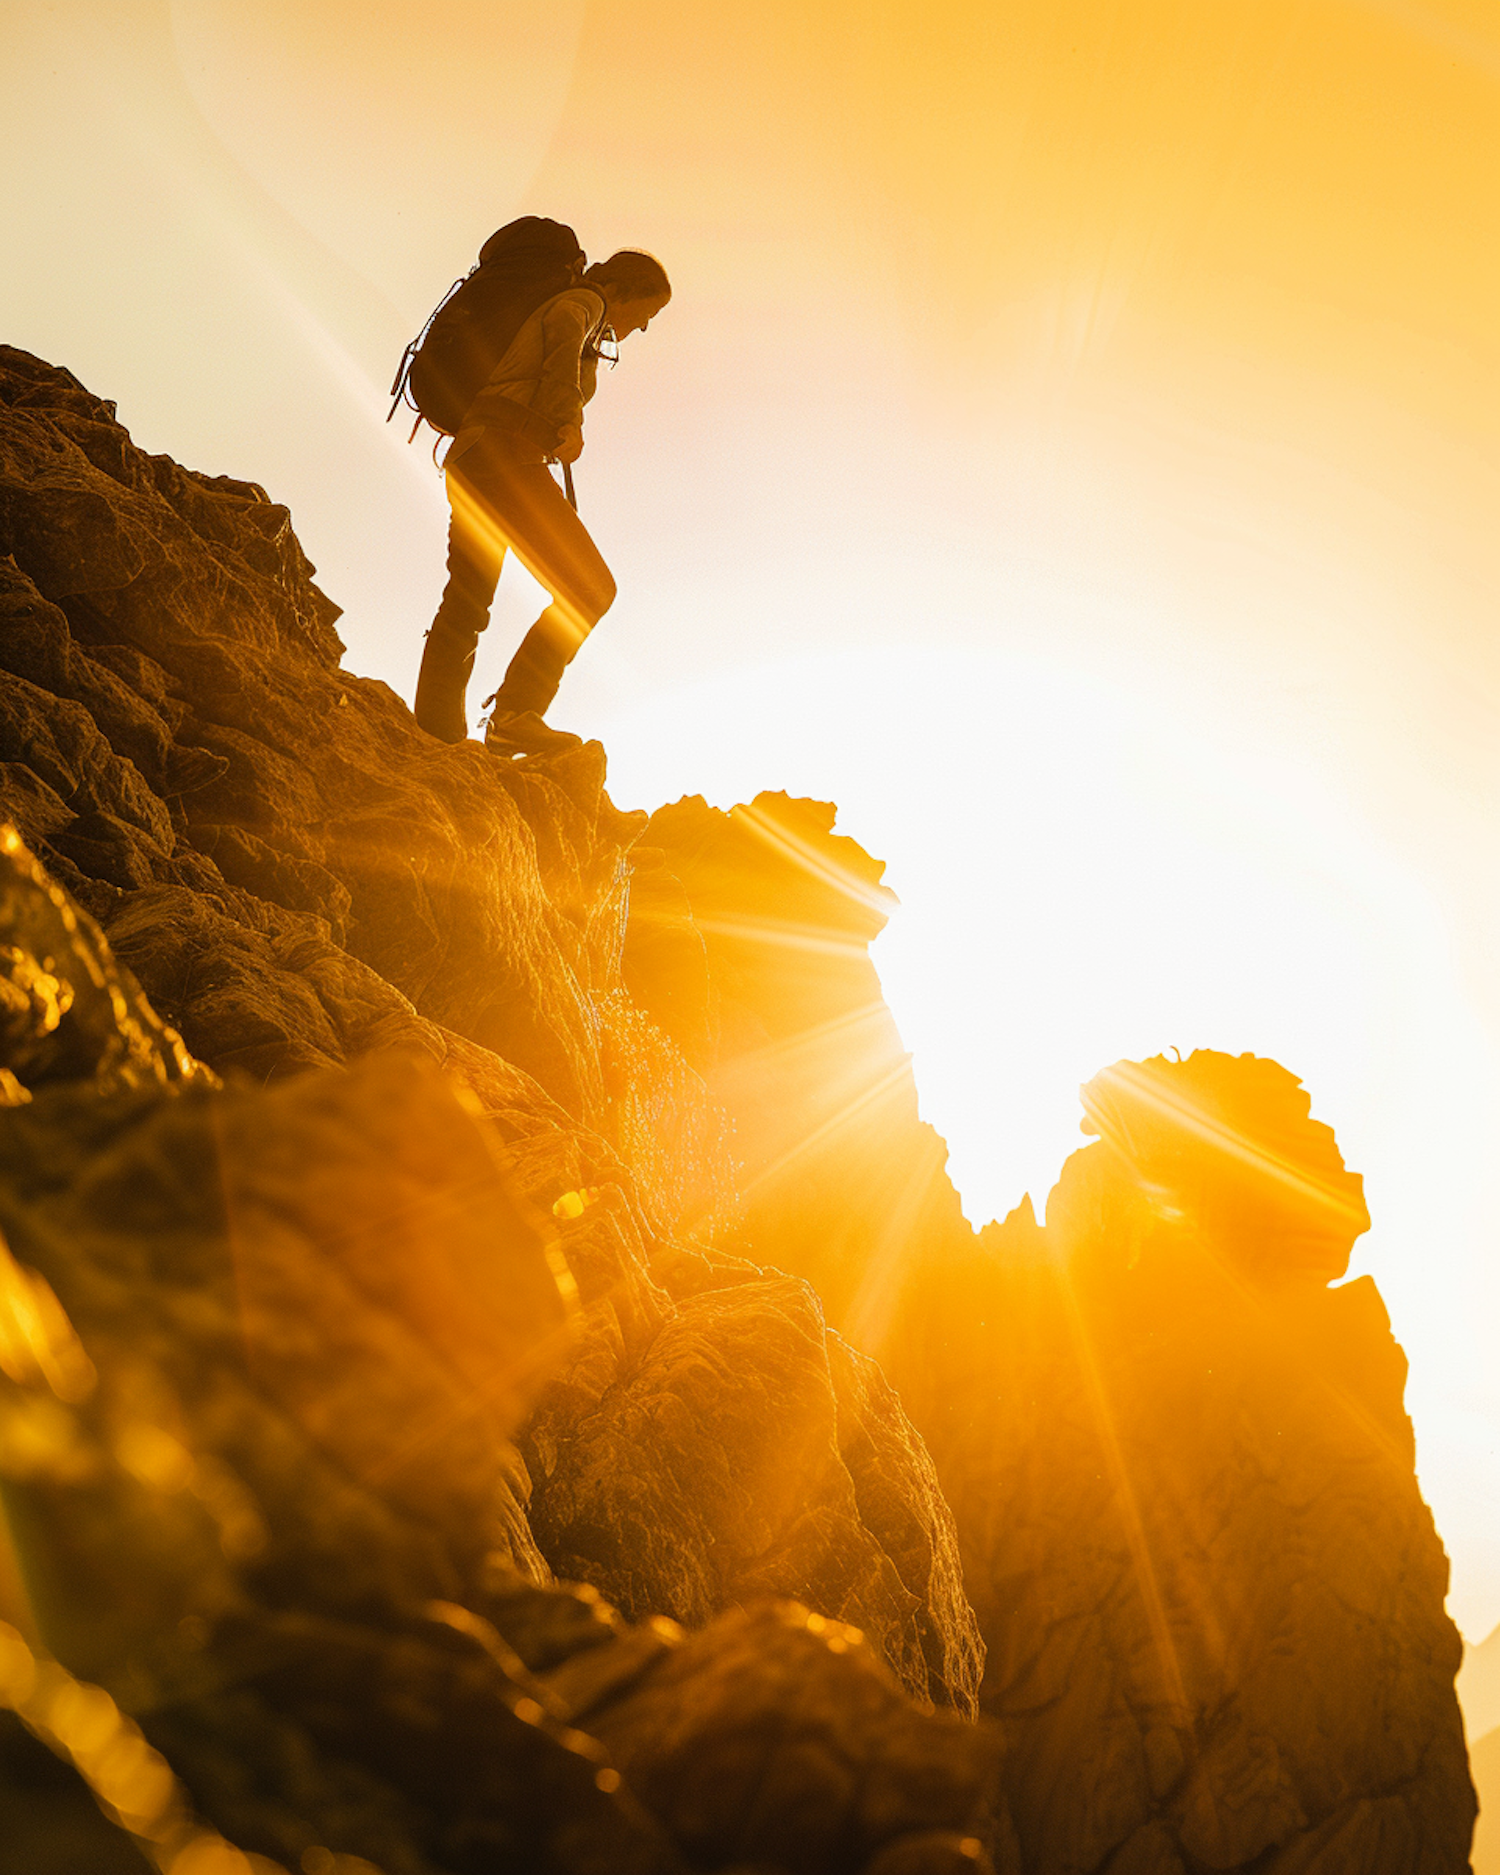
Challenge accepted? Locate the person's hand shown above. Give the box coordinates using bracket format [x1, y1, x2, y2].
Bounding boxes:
[553, 423, 583, 464]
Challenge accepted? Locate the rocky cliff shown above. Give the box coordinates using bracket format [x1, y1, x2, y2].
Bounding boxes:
[0, 345, 1475, 1873]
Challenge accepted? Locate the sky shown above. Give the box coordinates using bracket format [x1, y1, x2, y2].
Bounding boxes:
[3, 1, 1497, 1646]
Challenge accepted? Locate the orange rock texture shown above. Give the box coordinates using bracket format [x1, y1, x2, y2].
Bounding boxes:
[0, 345, 1474, 1871]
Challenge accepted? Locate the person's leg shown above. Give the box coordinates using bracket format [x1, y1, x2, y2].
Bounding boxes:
[413, 466, 507, 741]
[477, 462, 618, 719]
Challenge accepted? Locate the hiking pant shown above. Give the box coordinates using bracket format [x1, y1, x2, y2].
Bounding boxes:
[413, 436, 617, 742]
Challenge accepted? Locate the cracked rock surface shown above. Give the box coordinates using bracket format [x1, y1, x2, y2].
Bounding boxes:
[0, 345, 1475, 1871]
[0, 348, 996, 1872]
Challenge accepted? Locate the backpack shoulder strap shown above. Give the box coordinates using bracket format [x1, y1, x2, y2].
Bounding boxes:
[551, 282, 607, 319]
[532, 283, 610, 347]
[568, 284, 610, 349]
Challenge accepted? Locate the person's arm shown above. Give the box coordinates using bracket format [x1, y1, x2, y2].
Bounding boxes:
[531, 290, 603, 442]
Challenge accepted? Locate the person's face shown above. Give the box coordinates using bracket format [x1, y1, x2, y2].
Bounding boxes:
[608, 291, 669, 340]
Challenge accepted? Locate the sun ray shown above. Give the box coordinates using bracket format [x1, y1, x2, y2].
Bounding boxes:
[840, 1126, 957, 1354]
[445, 469, 593, 656]
[718, 997, 907, 1074]
[729, 800, 897, 924]
[1082, 1059, 1370, 1233]
[635, 910, 881, 964]
[738, 1058, 919, 1202]
[1055, 1257, 1194, 1719]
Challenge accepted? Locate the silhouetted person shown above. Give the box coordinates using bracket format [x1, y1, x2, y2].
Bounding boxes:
[413, 248, 671, 753]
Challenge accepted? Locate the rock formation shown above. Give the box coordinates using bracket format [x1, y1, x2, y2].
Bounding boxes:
[946, 1054, 1472, 1872]
[0, 344, 1476, 1871]
[620, 782, 1476, 1868]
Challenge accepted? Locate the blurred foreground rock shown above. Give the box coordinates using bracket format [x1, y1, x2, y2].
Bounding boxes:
[0, 345, 1475, 1870]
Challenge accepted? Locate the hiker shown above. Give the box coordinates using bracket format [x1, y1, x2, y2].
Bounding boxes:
[408, 233, 671, 751]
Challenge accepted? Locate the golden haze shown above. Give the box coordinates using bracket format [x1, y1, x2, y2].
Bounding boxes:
[0, 0, 1495, 1651]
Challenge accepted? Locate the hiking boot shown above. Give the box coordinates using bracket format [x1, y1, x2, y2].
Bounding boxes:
[484, 710, 584, 758]
[413, 626, 476, 743]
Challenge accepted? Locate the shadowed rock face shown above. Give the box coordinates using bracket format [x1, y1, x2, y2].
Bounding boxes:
[0, 345, 1476, 1872]
[625, 790, 972, 1352]
[945, 1054, 1473, 1873]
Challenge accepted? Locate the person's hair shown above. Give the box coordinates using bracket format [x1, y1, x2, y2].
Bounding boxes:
[584, 249, 671, 305]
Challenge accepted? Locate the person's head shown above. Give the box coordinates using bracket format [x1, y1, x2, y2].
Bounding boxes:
[585, 250, 671, 338]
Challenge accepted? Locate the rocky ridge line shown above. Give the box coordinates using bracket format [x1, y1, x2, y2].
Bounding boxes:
[0, 345, 1476, 1872]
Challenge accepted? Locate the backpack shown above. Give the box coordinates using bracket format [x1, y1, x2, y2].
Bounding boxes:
[390, 217, 585, 437]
